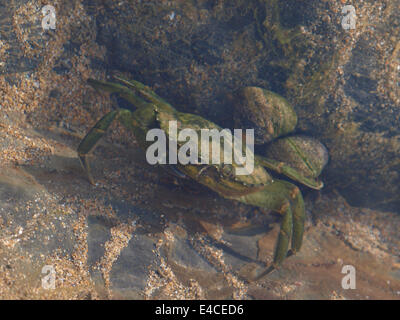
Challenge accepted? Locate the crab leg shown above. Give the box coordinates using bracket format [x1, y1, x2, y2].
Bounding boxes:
[289, 184, 305, 256]
[78, 110, 118, 184]
[273, 199, 293, 265]
[77, 109, 135, 184]
[113, 75, 172, 109]
[236, 179, 304, 280]
[87, 78, 149, 110]
[78, 78, 164, 184]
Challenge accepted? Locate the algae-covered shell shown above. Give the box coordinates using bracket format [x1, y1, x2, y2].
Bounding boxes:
[263, 135, 329, 179]
[234, 87, 297, 145]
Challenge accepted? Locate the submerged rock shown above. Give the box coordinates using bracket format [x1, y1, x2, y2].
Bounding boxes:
[234, 87, 297, 144]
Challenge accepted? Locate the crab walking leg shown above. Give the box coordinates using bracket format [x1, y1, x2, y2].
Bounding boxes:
[87, 79, 149, 110]
[288, 184, 305, 257]
[272, 200, 293, 266]
[236, 180, 305, 280]
[113, 75, 173, 110]
[252, 202, 293, 281]
[77, 109, 133, 184]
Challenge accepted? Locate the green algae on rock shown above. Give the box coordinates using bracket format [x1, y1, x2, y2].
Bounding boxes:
[234, 87, 297, 145]
[263, 135, 329, 182]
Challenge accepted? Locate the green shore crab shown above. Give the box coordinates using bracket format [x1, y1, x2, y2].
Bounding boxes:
[77, 75, 328, 280]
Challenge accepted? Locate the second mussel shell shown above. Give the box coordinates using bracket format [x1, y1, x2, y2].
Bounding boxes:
[263, 135, 329, 180]
[234, 87, 298, 145]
